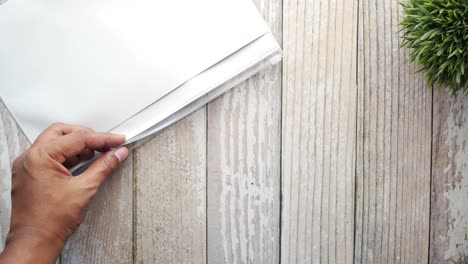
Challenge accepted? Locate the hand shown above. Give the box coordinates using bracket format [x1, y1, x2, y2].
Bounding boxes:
[0, 123, 129, 264]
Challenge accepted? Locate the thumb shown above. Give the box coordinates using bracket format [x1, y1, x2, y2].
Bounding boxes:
[81, 147, 129, 186]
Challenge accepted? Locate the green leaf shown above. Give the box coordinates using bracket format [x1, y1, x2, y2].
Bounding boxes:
[399, 0, 468, 93]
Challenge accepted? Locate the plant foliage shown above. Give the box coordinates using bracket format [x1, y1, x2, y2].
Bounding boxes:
[400, 0, 467, 93]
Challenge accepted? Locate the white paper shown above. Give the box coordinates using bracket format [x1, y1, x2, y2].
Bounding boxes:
[110, 33, 281, 143]
[70, 34, 282, 175]
[0, 0, 268, 142]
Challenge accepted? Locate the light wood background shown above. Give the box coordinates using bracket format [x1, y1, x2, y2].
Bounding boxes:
[1, 0, 467, 263]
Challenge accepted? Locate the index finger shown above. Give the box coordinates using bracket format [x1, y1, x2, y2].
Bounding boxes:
[44, 131, 126, 163]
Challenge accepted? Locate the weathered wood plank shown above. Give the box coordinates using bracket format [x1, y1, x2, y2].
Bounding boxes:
[280, 0, 357, 263]
[431, 89, 468, 263]
[206, 0, 282, 263]
[0, 101, 30, 250]
[354, 0, 432, 263]
[61, 157, 133, 264]
[133, 108, 206, 264]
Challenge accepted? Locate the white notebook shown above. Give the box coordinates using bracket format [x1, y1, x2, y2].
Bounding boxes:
[0, 0, 282, 171]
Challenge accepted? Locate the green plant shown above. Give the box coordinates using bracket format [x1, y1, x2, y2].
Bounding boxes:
[400, 0, 467, 93]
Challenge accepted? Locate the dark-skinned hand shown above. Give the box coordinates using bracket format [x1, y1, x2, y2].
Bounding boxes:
[0, 123, 129, 264]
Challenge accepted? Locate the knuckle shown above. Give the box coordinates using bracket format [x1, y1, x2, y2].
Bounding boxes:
[23, 147, 40, 167]
[75, 129, 90, 135]
[23, 145, 55, 169]
[11, 154, 24, 170]
[52, 121, 64, 126]
[22, 154, 37, 173]
[100, 154, 118, 176]
[73, 130, 86, 139]
[42, 143, 63, 159]
[80, 126, 94, 133]
[74, 129, 92, 142]
[101, 156, 114, 175]
[50, 122, 65, 129]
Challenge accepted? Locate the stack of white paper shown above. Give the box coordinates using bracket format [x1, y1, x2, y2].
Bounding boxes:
[0, 0, 282, 171]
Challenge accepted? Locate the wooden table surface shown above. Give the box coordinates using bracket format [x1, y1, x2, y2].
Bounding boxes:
[1, 0, 467, 263]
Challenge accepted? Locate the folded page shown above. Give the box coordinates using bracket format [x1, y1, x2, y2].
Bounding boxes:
[70, 34, 282, 174]
[0, 0, 268, 142]
[110, 33, 281, 143]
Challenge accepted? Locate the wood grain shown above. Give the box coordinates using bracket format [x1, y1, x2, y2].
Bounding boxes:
[0, 101, 30, 250]
[61, 158, 133, 264]
[206, 1, 282, 263]
[4, 1, 466, 263]
[354, 0, 432, 263]
[431, 89, 468, 264]
[280, 0, 357, 263]
[133, 108, 206, 264]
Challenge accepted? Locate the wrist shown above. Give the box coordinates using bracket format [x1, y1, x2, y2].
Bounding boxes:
[0, 226, 65, 264]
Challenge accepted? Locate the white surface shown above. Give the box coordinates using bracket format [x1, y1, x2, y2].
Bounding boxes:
[110, 33, 281, 143]
[70, 33, 281, 175]
[0, 0, 268, 142]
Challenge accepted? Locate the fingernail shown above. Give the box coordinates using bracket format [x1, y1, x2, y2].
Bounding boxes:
[113, 147, 129, 163]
